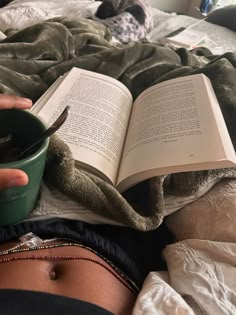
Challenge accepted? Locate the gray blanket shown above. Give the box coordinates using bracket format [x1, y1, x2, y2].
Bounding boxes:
[1, 17, 235, 230]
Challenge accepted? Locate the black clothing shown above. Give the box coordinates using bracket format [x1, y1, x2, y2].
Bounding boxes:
[0, 289, 113, 315]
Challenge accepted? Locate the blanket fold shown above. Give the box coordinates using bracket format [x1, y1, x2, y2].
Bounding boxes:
[0, 17, 235, 230]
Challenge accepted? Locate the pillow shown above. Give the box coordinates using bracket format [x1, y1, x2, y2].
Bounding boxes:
[206, 5, 236, 32]
[165, 179, 236, 242]
[94, 0, 153, 43]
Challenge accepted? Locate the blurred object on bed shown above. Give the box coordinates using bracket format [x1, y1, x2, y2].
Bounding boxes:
[199, 0, 213, 14]
[206, 4, 236, 31]
[94, 0, 153, 43]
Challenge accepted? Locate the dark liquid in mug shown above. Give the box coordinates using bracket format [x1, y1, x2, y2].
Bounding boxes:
[0, 139, 23, 163]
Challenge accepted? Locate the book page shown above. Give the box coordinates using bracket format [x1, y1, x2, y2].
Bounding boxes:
[117, 74, 235, 191]
[191, 36, 225, 54]
[166, 29, 206, 48]
[37, 68, 133, 184]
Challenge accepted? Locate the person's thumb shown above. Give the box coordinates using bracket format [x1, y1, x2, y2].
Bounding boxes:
[0, 169, 28, 190]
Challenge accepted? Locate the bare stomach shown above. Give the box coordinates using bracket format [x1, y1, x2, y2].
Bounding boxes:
[0, 242, 137, 315]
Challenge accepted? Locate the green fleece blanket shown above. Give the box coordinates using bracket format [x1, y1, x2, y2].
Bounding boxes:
[1, 17, 236, 230]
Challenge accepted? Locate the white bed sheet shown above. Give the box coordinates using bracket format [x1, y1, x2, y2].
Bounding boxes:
[0, 0, 101, 31]
[133, 239, 236, 315]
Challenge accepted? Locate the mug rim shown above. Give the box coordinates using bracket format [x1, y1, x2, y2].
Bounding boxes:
[0, 109, 49, 168]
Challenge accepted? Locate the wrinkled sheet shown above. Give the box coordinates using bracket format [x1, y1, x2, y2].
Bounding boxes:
[166, 179, 236, 242]
[134, 240, 236, 315]
[0, 0, 101, 31]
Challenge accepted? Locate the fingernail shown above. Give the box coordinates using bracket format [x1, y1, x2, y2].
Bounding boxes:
[22, 98, 32, 105]
[8, 177, 28, 188]
[16, 98, 32, 107]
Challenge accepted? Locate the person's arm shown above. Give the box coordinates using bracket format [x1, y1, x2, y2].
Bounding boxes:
[0, 95, 32, 189]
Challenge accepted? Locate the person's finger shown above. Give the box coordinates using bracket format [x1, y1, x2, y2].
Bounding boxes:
[0, 169, 28, 190]
[0, 95, 32, 109]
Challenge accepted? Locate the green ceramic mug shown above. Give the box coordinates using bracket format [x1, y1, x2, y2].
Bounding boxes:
[0, 108, 49, 226]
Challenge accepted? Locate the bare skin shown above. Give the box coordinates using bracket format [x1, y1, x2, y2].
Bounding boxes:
[0, 241, 137, 314]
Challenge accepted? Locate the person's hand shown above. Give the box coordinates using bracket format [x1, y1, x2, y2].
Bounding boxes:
[0, 95, 32, 190]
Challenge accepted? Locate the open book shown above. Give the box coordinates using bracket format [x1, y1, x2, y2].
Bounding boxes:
[32, 67, 236, 193]
[164, 27, 207, 49]
[164, 21, 225, 55]
[165, 28, 224, 54]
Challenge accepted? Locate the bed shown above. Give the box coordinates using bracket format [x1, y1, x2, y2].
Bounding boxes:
[0, 1, 235, 314]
